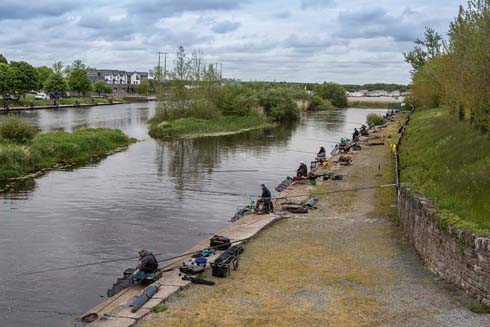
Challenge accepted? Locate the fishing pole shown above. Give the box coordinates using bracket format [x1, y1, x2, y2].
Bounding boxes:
[24, 237, 253, 275]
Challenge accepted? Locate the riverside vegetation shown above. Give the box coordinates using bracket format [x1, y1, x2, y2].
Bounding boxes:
[402, 1, 490, 232]
[148, 47, 347, 140]
[0, 117, 134, 180]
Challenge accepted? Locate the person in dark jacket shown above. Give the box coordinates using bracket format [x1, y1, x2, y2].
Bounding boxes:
[132, 250, 158, 280]
[352, 128, 360, 140]
[256, 184, 273, 213]
[297, 161, 308, 178]
[317, 146, 326, 158]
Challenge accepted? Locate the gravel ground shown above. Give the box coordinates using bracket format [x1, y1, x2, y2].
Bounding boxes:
[140, 120, 490, 327]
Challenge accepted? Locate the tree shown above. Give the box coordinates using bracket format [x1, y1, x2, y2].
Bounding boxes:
[404, 27, 444, 74]
[0, 54, 7, 64]
[315, 83, 348, 108]
[9, 61, 39, 98]
[68, 68, 92, 96]
[0, 63, 14, 106]
[44, 73, 67, 93]
[52, 61, 64, 74]
[93, 80, 112, 96]
[169, 46, 192, 81]
[64, 59, 87, 77]
[36, 66, 53, 91]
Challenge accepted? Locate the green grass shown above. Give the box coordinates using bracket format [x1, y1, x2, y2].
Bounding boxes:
[3, 95, 115, 108]
[469, 304, 490, 314]
[153, 304, 168, 313]
[148, 115, 273, 140]
[349, 101, 401, 109]
[0, 127, 134, 179]
[400, 108, 490, 233]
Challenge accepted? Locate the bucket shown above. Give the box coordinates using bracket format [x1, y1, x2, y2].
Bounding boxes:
[194, 257, 208, 267]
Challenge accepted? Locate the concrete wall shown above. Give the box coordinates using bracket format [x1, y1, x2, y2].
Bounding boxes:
[398, 186, 490, 305]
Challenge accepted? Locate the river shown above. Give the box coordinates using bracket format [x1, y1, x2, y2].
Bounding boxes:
[0, 103, 386, 326]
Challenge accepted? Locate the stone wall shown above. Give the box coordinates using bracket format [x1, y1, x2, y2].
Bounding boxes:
[398, 186, 490, 305]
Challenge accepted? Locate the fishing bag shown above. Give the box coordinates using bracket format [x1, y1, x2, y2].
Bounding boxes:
[210, 235, 231, 250]
[179, 265, 205, 275]
[211, 244, 244, 278]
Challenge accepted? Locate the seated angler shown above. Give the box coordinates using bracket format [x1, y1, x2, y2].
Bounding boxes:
[132, 249, 158, 280]
[317, 146, 326, 159]
[352, 128, 360, 141]
[256, 184, 273, 213]
[296, 161, 308, 178]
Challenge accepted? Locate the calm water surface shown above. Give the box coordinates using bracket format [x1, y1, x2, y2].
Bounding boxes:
[0, 103, 386, 326]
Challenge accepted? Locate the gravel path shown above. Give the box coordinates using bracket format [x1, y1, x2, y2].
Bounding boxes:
[140, 120, 490, 327]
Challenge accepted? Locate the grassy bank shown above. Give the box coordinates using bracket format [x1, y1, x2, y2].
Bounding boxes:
[3, 95, 123, 108]
[0, 125, 134, 180]
[400, 108, 490, 232]
[148, 115, 273, 140]
[349, 100, 401, 109]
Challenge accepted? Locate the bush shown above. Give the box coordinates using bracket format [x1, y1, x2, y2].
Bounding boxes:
[366, 113, 385, 126]
[315, 83, 348, 108]
[259, 88, 300, 122]
[213, 84, 258, 117]
[0, 117, 38, 143]
[308, 95, 334, 111]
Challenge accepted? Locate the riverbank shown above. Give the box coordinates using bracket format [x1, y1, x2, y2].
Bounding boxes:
[139, 116, 489, 326]
[148, 115, 274, 140]
[400, 108, 490, 233]
[0, 127, 135, 180]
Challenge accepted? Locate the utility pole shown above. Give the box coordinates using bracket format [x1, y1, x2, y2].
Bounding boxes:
[157, 52, 168, 82]
[219, 63, 223, 80]
[163, 52, 167, 82]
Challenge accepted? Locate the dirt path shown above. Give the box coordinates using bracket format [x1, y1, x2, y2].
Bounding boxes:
[139, 120, 490, 327]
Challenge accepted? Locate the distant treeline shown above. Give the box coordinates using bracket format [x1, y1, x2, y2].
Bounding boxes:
[342, 84, 409, 93]
[405, 1, 490, 133]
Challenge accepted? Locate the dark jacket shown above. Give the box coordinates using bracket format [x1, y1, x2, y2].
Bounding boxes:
[297, 163, 308, 177]
[138, 251, 158, 273]
[261, 187, 271, 199]
[318, 147, 326, 157]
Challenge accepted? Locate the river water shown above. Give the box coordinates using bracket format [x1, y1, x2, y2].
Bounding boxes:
[0, 103, 386, 326]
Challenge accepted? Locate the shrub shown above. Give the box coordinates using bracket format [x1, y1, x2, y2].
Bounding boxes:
[0, 117, 38, 143]
[308, 95, 334, 111]
[366, 113, 385, 126]
[315, 83, 348, 108]
[259, 88, 300, 122]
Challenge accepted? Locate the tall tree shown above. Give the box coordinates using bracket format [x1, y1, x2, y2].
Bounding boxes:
[0, 63, 14, 106]
[0, 54, 7, 64]
[404, 27, 444, 74]
[36, 66, 53, 91]
[9, 61, 39, 98]
[68, 68, 92, 96]
[170, 46, 192, 81]
[52, 61, 64, 74]
[44, 73, 67, 93]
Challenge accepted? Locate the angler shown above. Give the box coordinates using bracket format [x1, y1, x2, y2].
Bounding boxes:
[296, 161, 308, 178]
[256, 184, 273, 214]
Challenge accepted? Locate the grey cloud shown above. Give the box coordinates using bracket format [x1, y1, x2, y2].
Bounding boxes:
[335, 7, 423, 42]
[0, 0, 82, 20]
[301, 0, 335, 9]
[211, 21, 240, 34]
[128, 0, 245, 19]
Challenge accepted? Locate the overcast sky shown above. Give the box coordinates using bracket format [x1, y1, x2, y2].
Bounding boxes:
[0, 0, 465, 84]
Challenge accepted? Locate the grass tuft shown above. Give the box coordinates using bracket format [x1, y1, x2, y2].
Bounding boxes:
[469, 304, 490, 314]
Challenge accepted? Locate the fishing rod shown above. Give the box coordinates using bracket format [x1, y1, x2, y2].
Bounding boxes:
[24, 237, 253, 275]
